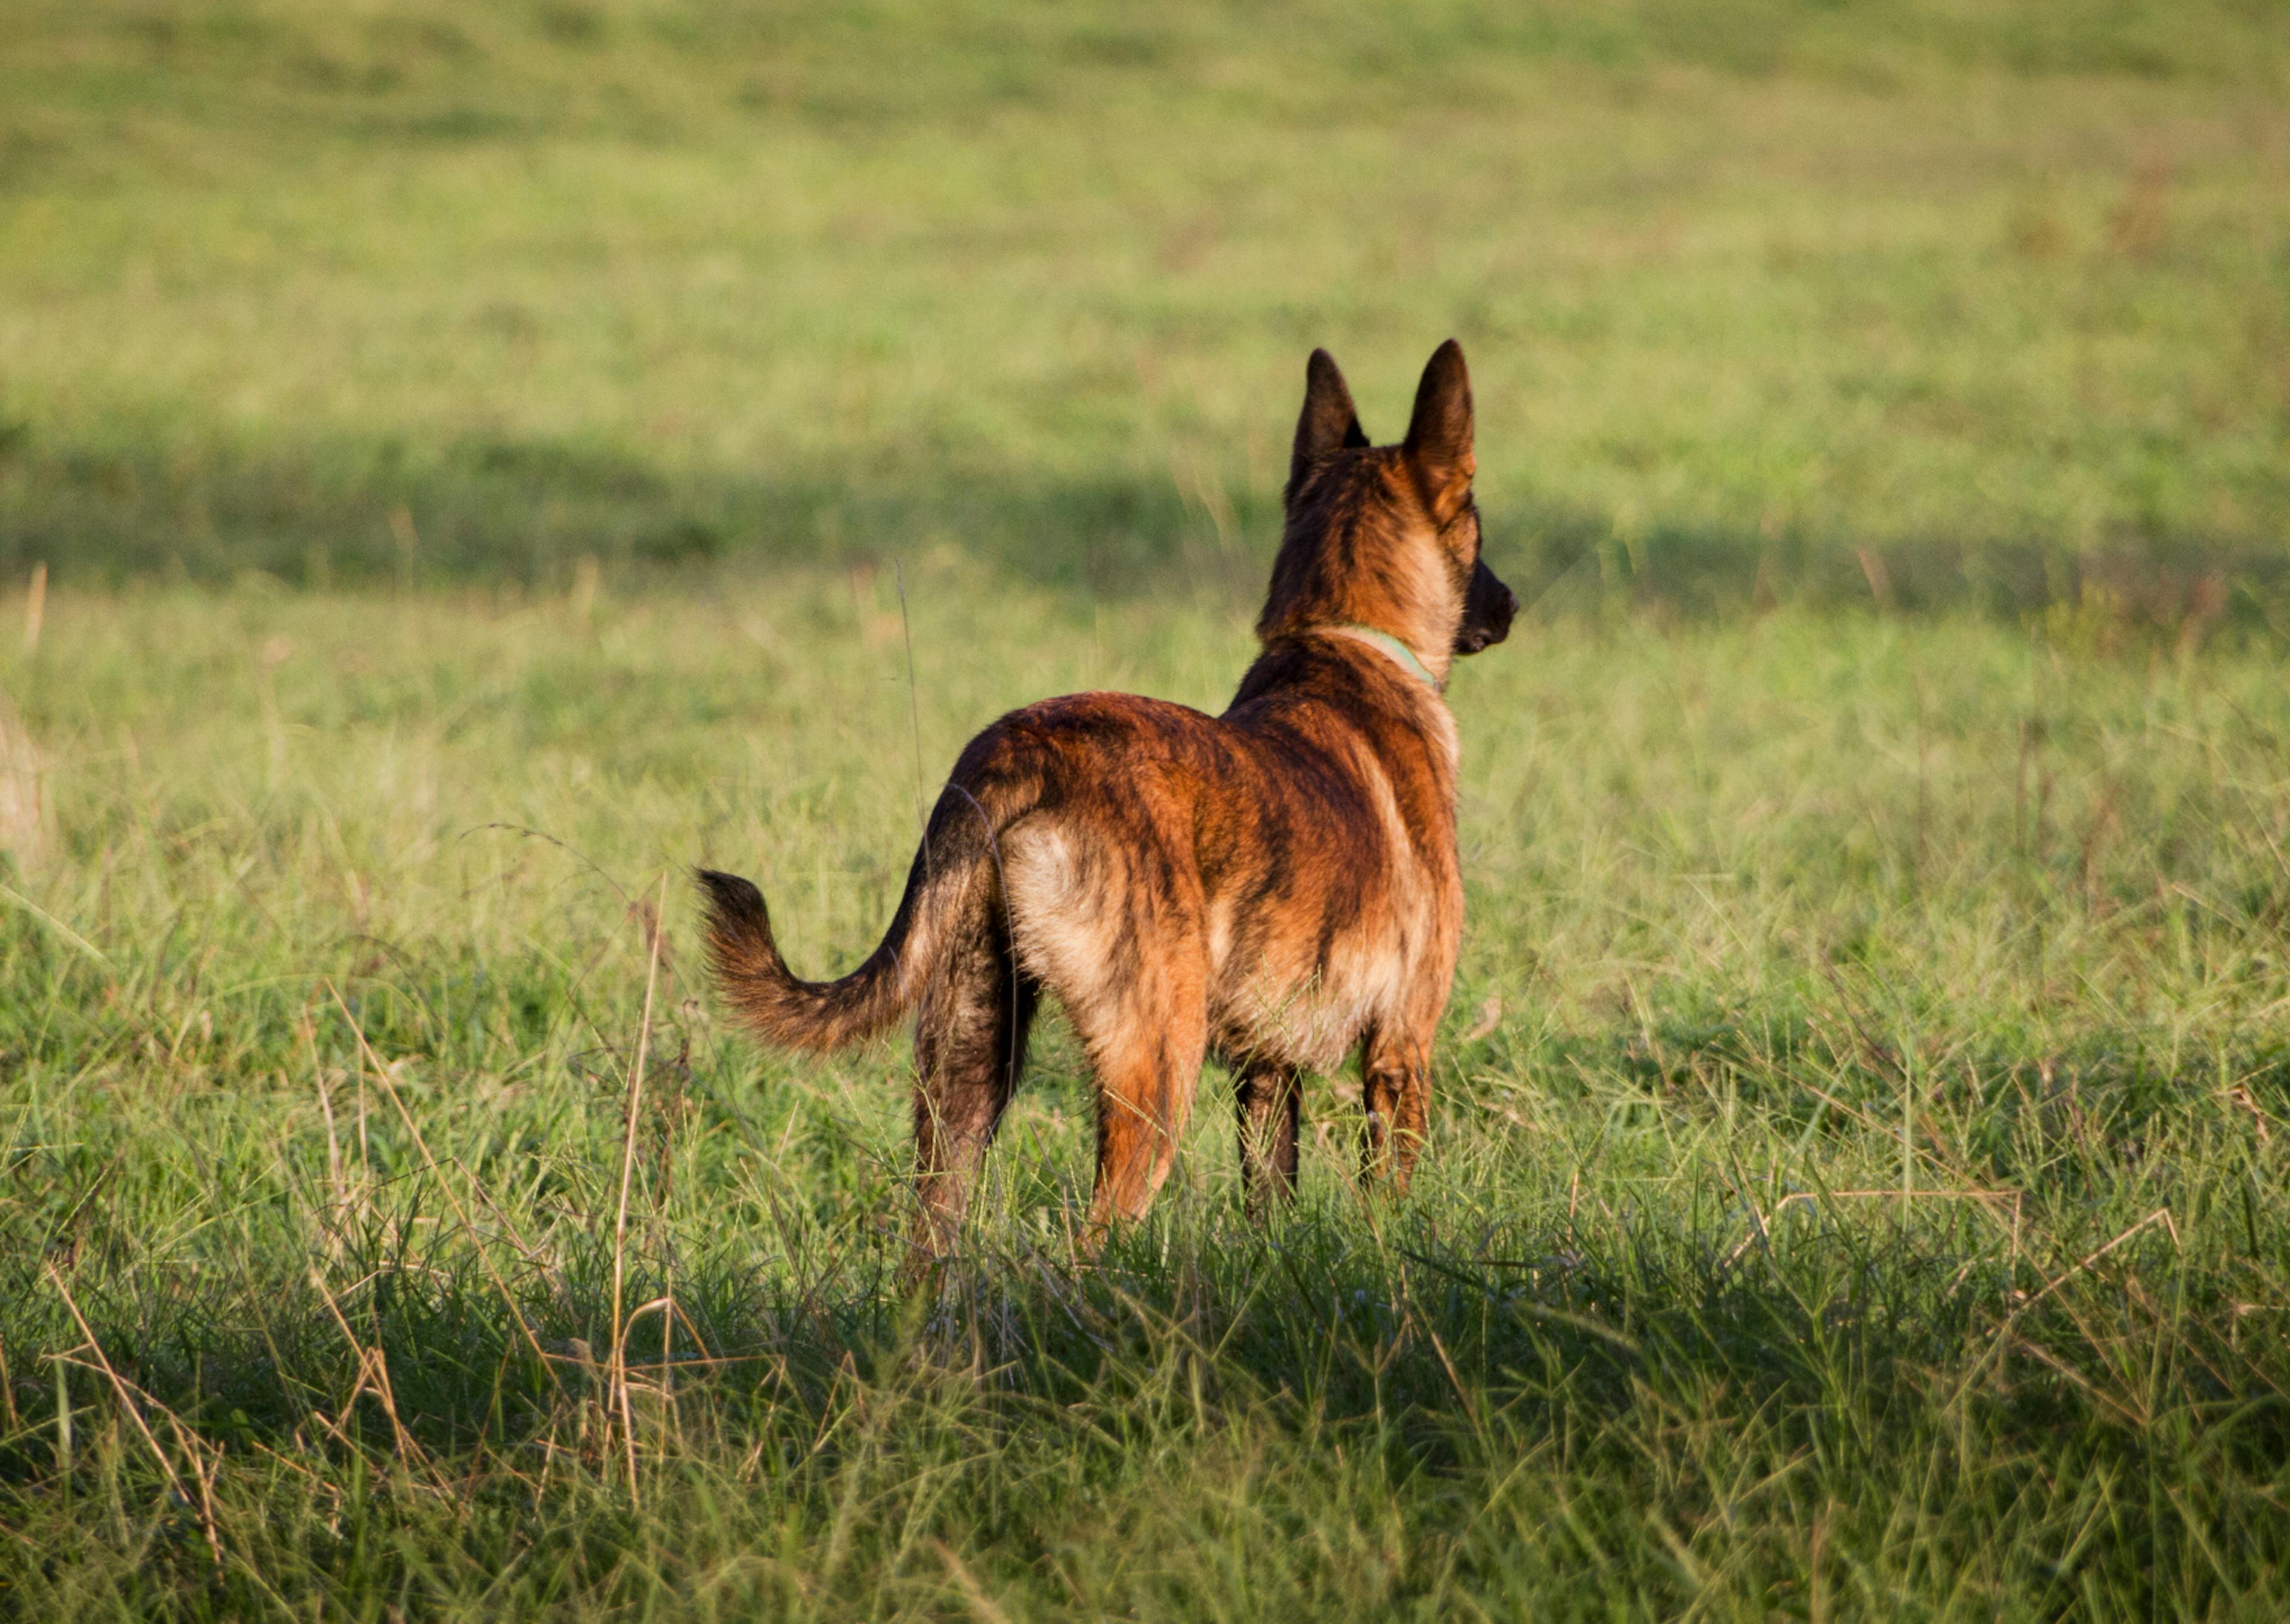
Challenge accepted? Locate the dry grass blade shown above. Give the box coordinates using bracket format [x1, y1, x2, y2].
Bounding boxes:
[306, 1265, 428, 1470]
[0, 692, 44, 870]
[610, 873, 669, 1502]
[935, 1539, 1015, 1624]
[45, 1262, 226, 1572]
[2017, 1207, 2181, 1315]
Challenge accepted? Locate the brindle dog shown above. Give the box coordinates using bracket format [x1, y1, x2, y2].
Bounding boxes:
[700, 340, 1516, 1253]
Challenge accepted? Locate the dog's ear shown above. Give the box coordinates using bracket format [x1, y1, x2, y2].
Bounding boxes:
[1403, 339, 1475, 523]
[1289, 348, 1369, 498]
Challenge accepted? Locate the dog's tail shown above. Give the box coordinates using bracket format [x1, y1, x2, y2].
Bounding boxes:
[696, 782, 1008, 1053]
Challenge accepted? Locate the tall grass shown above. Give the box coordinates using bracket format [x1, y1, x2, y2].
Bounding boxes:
[1, 568, 2286, 1617]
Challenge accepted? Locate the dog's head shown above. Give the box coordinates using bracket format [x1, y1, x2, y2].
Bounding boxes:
[1257, 340, 1517, 678]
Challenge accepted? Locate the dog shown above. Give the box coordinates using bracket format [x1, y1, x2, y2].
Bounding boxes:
[700, 339, 1516, 1253]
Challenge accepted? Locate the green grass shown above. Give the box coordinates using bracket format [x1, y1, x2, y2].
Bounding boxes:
[3, 0, 2288, 605]
[5, 2, 2290, 1618]
[3, 571, 2288, 1618]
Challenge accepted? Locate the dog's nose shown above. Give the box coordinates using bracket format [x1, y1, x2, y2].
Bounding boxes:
[1488, 585, 1518, 643]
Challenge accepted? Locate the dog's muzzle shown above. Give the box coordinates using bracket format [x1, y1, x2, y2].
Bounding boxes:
[1456, 560, 1518, 655]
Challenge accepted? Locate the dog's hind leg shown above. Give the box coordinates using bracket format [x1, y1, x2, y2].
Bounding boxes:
[909, 913, 1036, 1260]
[1234, 1061, 1302, 1217]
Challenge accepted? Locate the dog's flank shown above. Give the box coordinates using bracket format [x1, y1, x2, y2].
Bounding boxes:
[703, 340, 1517, 1252]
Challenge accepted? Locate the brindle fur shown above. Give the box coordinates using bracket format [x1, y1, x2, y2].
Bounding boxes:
[700, 340, 1517, 1253]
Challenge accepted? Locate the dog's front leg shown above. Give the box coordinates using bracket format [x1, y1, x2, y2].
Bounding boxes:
[1359, 1030, 1432, 1193]
[1234, 1061, 1302, 1217]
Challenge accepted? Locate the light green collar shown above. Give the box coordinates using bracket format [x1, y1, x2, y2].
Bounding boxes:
[1332, 624, 1442, 692]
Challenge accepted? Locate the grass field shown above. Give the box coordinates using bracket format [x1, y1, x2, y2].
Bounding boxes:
[5, 0, 2289, 604]
[5, 2, 2290, 1619]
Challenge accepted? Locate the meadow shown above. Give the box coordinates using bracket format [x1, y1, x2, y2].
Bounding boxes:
[4, 2, 2290, 1618]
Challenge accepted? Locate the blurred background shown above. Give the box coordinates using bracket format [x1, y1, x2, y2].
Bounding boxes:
[4, 0, 2285, 613]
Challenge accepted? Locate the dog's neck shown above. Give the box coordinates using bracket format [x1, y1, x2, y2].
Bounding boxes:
[1327, 624, 1444, 693]
[1229, 627, 1464, 788]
